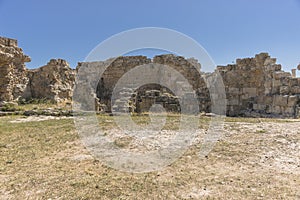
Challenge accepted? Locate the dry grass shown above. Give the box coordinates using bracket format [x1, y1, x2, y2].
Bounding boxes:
[0, 114, 299, 199]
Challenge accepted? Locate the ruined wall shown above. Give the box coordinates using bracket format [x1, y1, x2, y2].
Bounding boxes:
[94, 55, 207, 113]
[0, 37, 75, 104]
[78, 55, 208, 113]
[0, 37, 31, 102]
[2, 36, 300, 118]
[152, 55, 210, 112]
[24, 59, 75, 103]
[218, 53, 300, 118]
[97, 56, 151, 111]
[78, 53, 300, 118]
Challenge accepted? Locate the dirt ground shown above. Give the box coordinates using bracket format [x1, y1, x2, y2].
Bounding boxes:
[0, 115, 299, 199]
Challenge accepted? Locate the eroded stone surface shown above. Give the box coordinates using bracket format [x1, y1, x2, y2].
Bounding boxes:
[1, 36, 300, 118]
[24, 59, 75, 103]
[0, 37, 30, 101]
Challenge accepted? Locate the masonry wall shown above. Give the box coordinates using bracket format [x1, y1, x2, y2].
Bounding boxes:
[24, 59, 75, 103]
[218, 53, 300, 118]
[1, 36, 300, 118]
[0, 37, 30, 102]
[0, 37, 75, 104]
[80, 53, 300, 118]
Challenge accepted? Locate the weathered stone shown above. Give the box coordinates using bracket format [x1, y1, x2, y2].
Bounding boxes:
[0, 36, 30, 102]
[291, 69, 296, 78]
[2, 36, 300, 118]
[288, 95, 298, 106]
[273, 95, 288, 106]
[25, 59, 75, 103]
[279, 86, 290, 95]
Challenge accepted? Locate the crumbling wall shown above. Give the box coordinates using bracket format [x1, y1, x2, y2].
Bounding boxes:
[152, 54, 210, 112]
[0, 37, 75, 104]
[218, 53, 300, 118]
[80, 53, 300, 118]
[96, 56, 151, 111]
[25, 59, 75, 103]
[77, 55, 207, 113]
[2, 36, 300, 118]
[0, 37, 31, 102]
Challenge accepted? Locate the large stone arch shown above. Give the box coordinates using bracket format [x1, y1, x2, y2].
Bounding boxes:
[95, 55, 210, 113]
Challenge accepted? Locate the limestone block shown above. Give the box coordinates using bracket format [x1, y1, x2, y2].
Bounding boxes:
[253, 104, 266, 110]
[271, 105, 281, 114]
[241, 94, 249, 100]
[273, 95, 288, 106]
[289, 78, 298, 87]
[264, 57, 276, 66]
[227, 98, 239, 106]
[288, 95, 298, 106]
[282, 106, 294, 114]
[273, 71, 291, 79]
[291, 86, 300, 94]
[279, 86, 290, 95]
[272, 79, 281, 87]
[265, 64, 281, 71]
[242, 88, 257, 97]
[291, 69, 296, 78]
[228, 87, 240, 94]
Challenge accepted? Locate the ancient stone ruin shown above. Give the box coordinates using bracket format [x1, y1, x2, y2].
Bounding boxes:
[218, 53, 300, 118]
[77, 53, 300, 118]
[23, 59, 75, 103]
[0, 37, 30, 102]
[1, 36, 300, 118]
[0, 37, 75, 104]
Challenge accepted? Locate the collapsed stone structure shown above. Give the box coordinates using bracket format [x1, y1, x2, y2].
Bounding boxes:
[0, 37, 31, 101]
[1, 36, 300, 118]
[77, 54, 300, 118]
[82, 55, 208, 113]
[218, 53, 300, 117]
[23, 59, 75, 103]
[0, 37, 75, 104]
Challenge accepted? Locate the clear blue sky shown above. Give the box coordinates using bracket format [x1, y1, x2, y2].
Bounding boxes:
[1, 0, 300, 71]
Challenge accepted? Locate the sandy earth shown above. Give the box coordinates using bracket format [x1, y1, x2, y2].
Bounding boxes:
[9, 116, 73, 123]
[2, 116, 300, 199]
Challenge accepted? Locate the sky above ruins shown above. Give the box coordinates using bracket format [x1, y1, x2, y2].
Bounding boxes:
[1, 0, 300, 71]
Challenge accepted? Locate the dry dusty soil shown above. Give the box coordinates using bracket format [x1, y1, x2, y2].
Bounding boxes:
[0, 114, 299, 199]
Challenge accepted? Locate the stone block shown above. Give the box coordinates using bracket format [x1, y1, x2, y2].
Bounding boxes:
[289, 78, 298, 87]
[272, 79, 281, 87]
[288, 95, 298, 106]
[291, 86, 300, 94]
[253, 104, 266, 110]
[271, 105, 282, 114]
[282, 106, 294, 114]
[228, 87, 240, 94]
[279, 86, 290, 95]
[273, 71, 291, 79]
[273, 95, 288, 106]
[242, 87, 257, 97]
[227, 98, 239, 106]
[264, 57, 276, 66]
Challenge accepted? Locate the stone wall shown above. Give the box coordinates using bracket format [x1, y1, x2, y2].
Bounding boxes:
[24, 59, 75, 103]
[2, 36, 300, 118]
[77, 53, 300, 118]
[0, 37, 31, 102]
[77, 55, 210, 114]
[0, 36, 75, 104]
[218, 53, 300, 118]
